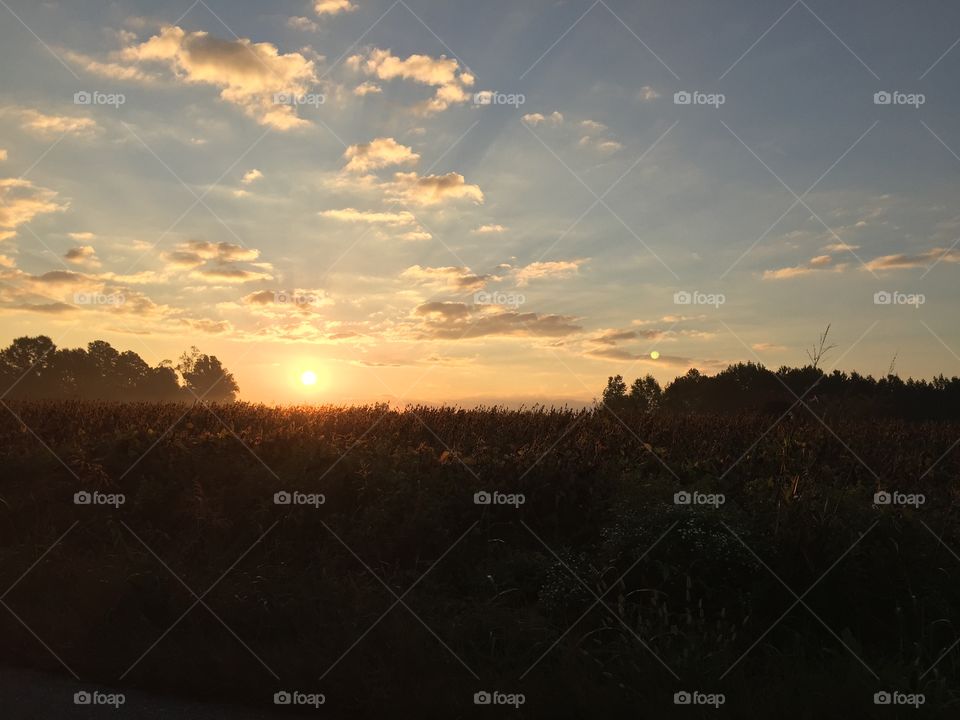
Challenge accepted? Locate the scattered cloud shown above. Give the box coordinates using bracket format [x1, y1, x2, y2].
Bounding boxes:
[287, 16, 320, 32]
[315, 0, 356, 15]
[76, 26, 318, 129]
[320, 208, 418, 226]
[343, 137, 419, 173]
[0, 178, 66, 238]
[19, 109, 98, 137]
[514, 259, 586, 285]
[402, 265, 490, 293]
[413, 302, 581, 339]
[353, 81, 382, 96]
[472, 224, 506, 234]
[638, 85, 660, 101]
[864, 248, 960, 271]
[65, 245, 101, 268]
[523, 111, 563, 126]
[387, 172, 483, 206]
[241, 169, 264, 185]
[348, 48, 475, 113]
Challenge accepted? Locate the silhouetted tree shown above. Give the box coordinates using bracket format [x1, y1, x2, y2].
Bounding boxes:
[601, 375, 629, 412]
[177, 346, 239, 402]
[0, 336, 239, 402]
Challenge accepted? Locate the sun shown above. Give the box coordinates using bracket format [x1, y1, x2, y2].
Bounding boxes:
[301, 370, 318, 386]
[650, 350, 660, 360]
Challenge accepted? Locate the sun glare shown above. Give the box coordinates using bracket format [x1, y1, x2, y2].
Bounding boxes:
[301, 370, 318, 386]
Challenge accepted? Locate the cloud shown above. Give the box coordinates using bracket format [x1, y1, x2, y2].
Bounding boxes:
[763, 254, 847, 279]
[241, 169, 263, 185]
[287, 16, 320, 32]
[413, 302, 581, 339]
[387, 171, 483, 206]
[0, 149, 7, 162]
[353, 81, 382, 96]
[315, 0, 356, 14]
[0, 179, 66, 237]
[320, 208, 418, 226]
[473, 224, 506, 234]
[638, 85, 660, 101]
[864, 248, 960, 271]
[79, 26, 318, 129]
[190, 267, 273, 283]
[65, 245, 101, 268]
[343, 137, 420, 173]
[164, 240, 260, 268]
[523, 111, 563, 126]
[68, 231, 95, 241]
[402, 265, 490, 293]
[241, 288, 332, 313]
[752, 342, 786, 351]
[348, 48, 475, 112]
[514, 259, 586, 285]
[580, 120, 607, 132]
[19, 109, 98, 137]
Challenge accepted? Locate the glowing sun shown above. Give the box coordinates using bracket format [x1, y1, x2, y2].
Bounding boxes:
[300, 370, 318, 386]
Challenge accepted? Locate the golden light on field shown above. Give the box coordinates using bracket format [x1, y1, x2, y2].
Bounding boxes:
[301, 370, 318, 386]
[650, 351, 660, 360]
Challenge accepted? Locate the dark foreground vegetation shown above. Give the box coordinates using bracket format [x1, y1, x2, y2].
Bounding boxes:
[1, 401, 959, 718]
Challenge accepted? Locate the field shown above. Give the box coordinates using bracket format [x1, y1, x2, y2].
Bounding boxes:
[1, 400, 959, 718]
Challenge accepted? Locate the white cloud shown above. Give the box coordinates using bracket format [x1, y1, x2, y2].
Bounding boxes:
[77, 26, 318, 130]
[19, 109, 98, 137]
[315, 0, 356, 15]
[472, 224, 506, 234]
[353, 81, 382, 96]
[387, 172, 483, 206]
[242, 169, 264, 185]
[343, 137, 420, 173]
[514, 259, 586, 285]
[348, 48, 475, 113]
[523, 111, 563, 126]
[320, 208, 418, 226]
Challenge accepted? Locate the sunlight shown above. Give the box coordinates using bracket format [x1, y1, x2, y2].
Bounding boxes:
[300, 370, 318, 386]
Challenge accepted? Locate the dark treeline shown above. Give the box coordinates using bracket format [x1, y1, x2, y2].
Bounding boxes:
[0, 336, 239, 402]
[603, 362, 960, 420]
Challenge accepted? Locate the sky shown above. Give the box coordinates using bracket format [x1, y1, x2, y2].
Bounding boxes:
[1, 0, 959, 405]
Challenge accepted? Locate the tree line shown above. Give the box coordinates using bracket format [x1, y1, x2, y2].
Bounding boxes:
[602, 362, 960, 420]
[0, 336, 239, 402]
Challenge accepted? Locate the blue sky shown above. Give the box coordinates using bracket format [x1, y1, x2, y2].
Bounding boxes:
[1, 0, 959, 403]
